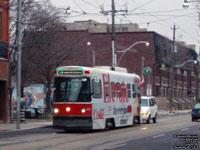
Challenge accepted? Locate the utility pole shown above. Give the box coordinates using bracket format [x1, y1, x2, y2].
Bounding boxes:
[92, 51, 95, 67]
[111, 0, 115, 69]
[169, 24, 176, 113]
[16, 0, 22, 129]
[196, 52, 200, 103]
[195, 61, 199, 103]
[141, 56, 145, 96]
[100, 1, 127, 70]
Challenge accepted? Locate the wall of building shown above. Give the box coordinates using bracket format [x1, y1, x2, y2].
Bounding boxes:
[65, 20, 147, 33]
[60, 31, 197, 110]
[0, 0, 9, 123]
[23, 29, 197, 110]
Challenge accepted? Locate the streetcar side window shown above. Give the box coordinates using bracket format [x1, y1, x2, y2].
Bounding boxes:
[132, 84, 136, 98]
[111, 82, 116, 98]
[116, 83, 121, 98]
[127, 84, 131, 98]
[92, 79, 102, 98]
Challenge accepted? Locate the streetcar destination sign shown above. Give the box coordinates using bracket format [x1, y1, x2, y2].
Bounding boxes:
[58, 70, 83, 75]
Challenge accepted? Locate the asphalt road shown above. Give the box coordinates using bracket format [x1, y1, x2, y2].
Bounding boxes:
[0, 113, 199, 150]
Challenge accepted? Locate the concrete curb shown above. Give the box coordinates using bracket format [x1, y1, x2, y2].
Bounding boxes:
[158, 110, 191, 116]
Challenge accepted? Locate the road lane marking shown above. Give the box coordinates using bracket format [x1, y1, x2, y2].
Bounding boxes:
[181, 128, 189, 131]
[153, 134, 166, 139]
[106, 143, 127, 149]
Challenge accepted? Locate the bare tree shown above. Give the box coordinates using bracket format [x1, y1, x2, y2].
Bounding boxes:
[9, 0, 70, 116]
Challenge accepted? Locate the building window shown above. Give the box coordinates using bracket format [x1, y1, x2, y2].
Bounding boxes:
[0, 11, 2, 40]
[122, 27, 128, 32]
[155, 85, 160, 96]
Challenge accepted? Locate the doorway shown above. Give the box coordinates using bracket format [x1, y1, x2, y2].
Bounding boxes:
[0, 81, 6, 122]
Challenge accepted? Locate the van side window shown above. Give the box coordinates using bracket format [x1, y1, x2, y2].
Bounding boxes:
[153, 98, 156, 105]
[92, 79, 102, 98]
[151, 99, 154, 106]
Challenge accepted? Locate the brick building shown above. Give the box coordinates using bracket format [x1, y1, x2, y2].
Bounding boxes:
[58, 30, 197, 109]
[0, 0, 9, 123]
[23, 27, 198, 110]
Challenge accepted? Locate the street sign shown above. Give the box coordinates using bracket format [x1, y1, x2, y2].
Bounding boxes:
[144, 67, 152, 75]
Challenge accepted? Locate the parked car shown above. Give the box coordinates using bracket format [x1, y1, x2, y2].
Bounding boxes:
[140, 96, 158, 124]
[191, 103, 200, 122]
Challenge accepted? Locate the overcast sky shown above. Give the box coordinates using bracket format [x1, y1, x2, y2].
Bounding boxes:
[50, 0, 199, 51]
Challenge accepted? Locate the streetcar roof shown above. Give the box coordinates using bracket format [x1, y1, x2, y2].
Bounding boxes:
[55, 66, 140, 79]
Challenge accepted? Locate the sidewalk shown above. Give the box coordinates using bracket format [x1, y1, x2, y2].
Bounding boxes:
[158, 109, 191, 116]
[0, 119, 52, 132]
[0, 109, 191, 132]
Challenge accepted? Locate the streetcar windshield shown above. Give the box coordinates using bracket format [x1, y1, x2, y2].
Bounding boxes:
[54, 77, 91, 102]
[141, 99, 149, 106]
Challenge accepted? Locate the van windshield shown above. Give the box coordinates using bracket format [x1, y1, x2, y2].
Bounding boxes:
[54, 77, 91, 102]
[141, 99, 149, 106]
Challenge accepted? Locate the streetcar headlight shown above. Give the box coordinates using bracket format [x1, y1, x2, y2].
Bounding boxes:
[54, 108, 59, 114]
[66, 107, 71, 112]
[81, 108, 86, 113]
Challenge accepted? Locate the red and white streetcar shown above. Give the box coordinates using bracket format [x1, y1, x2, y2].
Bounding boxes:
[53, 66, 141, 130]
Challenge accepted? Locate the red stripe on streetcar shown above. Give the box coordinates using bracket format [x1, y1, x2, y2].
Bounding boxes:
[53, 103, 92, 116]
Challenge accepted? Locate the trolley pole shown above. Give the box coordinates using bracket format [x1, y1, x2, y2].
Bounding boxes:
[16, 0, 22, 129]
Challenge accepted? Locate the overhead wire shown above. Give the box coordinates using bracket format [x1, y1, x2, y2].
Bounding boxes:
[74, 0, 86, 14]
[178, 27, 199, 42]
[129, 8, 196, 15]
[61, 0, 199, 45]
[79, 0, 100, 9]
[138, 12, 196, 24]
[129, 0, 157, 12]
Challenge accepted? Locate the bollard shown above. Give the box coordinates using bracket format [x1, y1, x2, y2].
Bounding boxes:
[172, 107, 175, 113]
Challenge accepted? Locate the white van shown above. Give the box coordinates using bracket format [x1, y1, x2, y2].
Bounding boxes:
[140, 96, 158, 123]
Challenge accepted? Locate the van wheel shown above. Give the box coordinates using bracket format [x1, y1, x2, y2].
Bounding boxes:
[153, 114, 157, 123]
[137, 116, 141, 124]
[146, 115, 151, 124]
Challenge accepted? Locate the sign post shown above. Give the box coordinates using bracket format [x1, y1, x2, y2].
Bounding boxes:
[144, 67, 152, 96]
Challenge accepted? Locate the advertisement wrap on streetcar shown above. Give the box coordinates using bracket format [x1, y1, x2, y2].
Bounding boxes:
[53, 66, 141, 130]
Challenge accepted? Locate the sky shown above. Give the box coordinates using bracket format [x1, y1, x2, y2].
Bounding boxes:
[50, 0, 200, 51]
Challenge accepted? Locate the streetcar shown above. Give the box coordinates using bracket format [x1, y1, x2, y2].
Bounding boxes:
[53, 66, 141, 130]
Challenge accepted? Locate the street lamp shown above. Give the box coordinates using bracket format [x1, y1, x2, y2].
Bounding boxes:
[182, 0, 200, 103]
[174, 60, 197, 68]
[117, 41, 149, 66]
[87, 42, 95, 66]
[183, 0, 189, 8]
